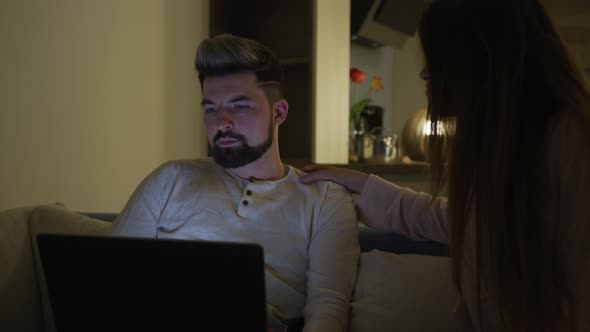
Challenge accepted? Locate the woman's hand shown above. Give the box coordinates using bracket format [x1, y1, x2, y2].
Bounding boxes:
[298, 164, 369, 194]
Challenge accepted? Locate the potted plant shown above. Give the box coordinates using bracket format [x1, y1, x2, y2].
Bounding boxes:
[349, 67, 383, 162]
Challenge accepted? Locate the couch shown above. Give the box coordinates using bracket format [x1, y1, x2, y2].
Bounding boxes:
[0, 204, 457, 332]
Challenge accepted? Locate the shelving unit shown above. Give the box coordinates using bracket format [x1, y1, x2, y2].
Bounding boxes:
[209, 0, 314, 160]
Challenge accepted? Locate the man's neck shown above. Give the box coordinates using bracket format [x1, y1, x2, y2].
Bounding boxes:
[226, 151, 286, 181]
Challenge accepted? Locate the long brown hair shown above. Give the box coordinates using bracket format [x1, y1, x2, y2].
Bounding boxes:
[420, 0, 590, 330]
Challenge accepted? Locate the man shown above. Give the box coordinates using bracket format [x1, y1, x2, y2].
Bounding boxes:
[112, 34, 360, 332]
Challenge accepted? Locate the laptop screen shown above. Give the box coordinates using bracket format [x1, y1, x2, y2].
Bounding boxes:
[37, 234, 267, 332]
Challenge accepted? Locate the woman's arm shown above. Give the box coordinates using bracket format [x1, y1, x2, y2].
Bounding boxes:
[300, 165, 450, 244]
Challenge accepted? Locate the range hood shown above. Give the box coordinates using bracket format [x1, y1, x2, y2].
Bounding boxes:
[351, 0, 424, 48]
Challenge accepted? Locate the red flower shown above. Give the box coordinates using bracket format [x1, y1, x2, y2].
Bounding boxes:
[350, 67, 366, 83]
[349, 67, 384, 121]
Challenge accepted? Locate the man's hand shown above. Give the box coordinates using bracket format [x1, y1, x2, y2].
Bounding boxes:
[298, 164, 369, 194]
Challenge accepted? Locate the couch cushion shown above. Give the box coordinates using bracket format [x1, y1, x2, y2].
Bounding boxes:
[0, 206, 44, 332]
[349, 250, 457, 332]
[29, 205, 113, 332]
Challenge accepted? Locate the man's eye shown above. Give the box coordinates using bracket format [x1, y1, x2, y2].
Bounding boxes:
[204, 107, 217, 113]
[234, 104, 250, 110]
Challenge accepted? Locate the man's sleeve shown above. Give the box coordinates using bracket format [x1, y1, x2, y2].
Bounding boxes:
[303, 182, 360, 332]
[111, 163, 173, 237]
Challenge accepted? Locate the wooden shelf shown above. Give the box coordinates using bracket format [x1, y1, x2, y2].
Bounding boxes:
[285, 158, 429, 175]
[340, 161, 429, 175]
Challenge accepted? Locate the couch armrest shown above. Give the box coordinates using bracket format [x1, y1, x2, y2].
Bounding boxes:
[358, 225, 449, 256]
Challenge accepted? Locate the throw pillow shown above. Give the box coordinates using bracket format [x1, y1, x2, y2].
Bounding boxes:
[29, 204, 113, 332]
[349, 250, 457, 332]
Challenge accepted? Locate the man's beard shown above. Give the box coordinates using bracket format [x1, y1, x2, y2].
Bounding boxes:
[211, 119, 274, 169]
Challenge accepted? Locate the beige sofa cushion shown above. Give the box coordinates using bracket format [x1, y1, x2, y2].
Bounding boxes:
[29, 205, 113, 332]
[0, 206, 43, 332]
[349, 250, 457, 332]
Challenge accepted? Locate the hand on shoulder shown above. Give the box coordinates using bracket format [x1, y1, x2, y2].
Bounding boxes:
[298, 164, 369, 194]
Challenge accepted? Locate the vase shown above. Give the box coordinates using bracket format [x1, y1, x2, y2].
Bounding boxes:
[349, 117, 370, 163]
[401, 108, 428, 161]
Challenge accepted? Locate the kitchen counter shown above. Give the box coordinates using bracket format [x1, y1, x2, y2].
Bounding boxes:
[285, 158, 432, 193]
[285, 158, 429, 175]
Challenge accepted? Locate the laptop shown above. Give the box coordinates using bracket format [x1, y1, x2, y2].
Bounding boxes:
[37, 234, 267, 332]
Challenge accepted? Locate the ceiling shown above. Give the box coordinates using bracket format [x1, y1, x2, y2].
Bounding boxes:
[541, 0, 590, 70]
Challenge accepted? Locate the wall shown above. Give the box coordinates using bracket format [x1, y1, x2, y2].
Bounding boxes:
[0, 0, 209, 213]
[391, 34, 428, 141]
[313, 0, 351, 163]
[350, 43, 394, 133]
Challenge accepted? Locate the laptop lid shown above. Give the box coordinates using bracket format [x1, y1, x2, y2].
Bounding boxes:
[37, 234, 267, 332]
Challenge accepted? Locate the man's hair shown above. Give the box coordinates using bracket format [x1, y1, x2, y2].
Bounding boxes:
[195, 34, 283, 102]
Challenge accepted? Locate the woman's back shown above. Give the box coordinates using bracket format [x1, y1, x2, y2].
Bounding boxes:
[543, 109, 590, 331]
[418, 0, 590, 330]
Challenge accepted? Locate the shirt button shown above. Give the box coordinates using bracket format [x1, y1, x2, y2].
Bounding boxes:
[246, 190, 252, 196]
[242, 200, 249, 206]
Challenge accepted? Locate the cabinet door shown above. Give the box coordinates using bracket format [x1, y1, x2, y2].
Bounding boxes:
[210, 0, 351, 163]
[210, 0, 313, 161]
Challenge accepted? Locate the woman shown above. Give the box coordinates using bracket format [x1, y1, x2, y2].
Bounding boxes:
[300, 0, 590, 331]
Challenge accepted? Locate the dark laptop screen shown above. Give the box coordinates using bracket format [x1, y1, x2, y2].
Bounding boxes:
[37, 234, 267, 332]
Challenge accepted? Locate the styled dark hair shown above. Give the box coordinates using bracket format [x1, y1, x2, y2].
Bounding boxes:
[194, 34, 283, 102]
[420, 0, 590, 331]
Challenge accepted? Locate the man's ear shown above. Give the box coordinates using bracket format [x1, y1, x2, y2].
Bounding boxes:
[272, 99, 289, 126]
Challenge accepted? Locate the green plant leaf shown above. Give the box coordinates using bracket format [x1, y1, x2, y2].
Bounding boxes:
[350, 98, 371, 121]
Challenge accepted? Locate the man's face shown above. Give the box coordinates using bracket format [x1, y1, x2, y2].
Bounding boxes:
[201, 71, 274, 168]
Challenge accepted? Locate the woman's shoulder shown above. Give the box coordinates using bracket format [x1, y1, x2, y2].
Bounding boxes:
[545, 109, 590, 227]
[547, 110, 590, 163]
[554, 107, 590, 130]
[550, 111, 590, 329]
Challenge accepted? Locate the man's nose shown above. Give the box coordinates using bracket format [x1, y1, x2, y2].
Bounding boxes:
[216, 107, 234, 130]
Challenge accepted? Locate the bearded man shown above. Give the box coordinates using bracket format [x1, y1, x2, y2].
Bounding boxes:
[112, 34, 360, 332]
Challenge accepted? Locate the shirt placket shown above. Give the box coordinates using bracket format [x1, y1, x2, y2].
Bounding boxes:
[237, 179, 256, 218]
